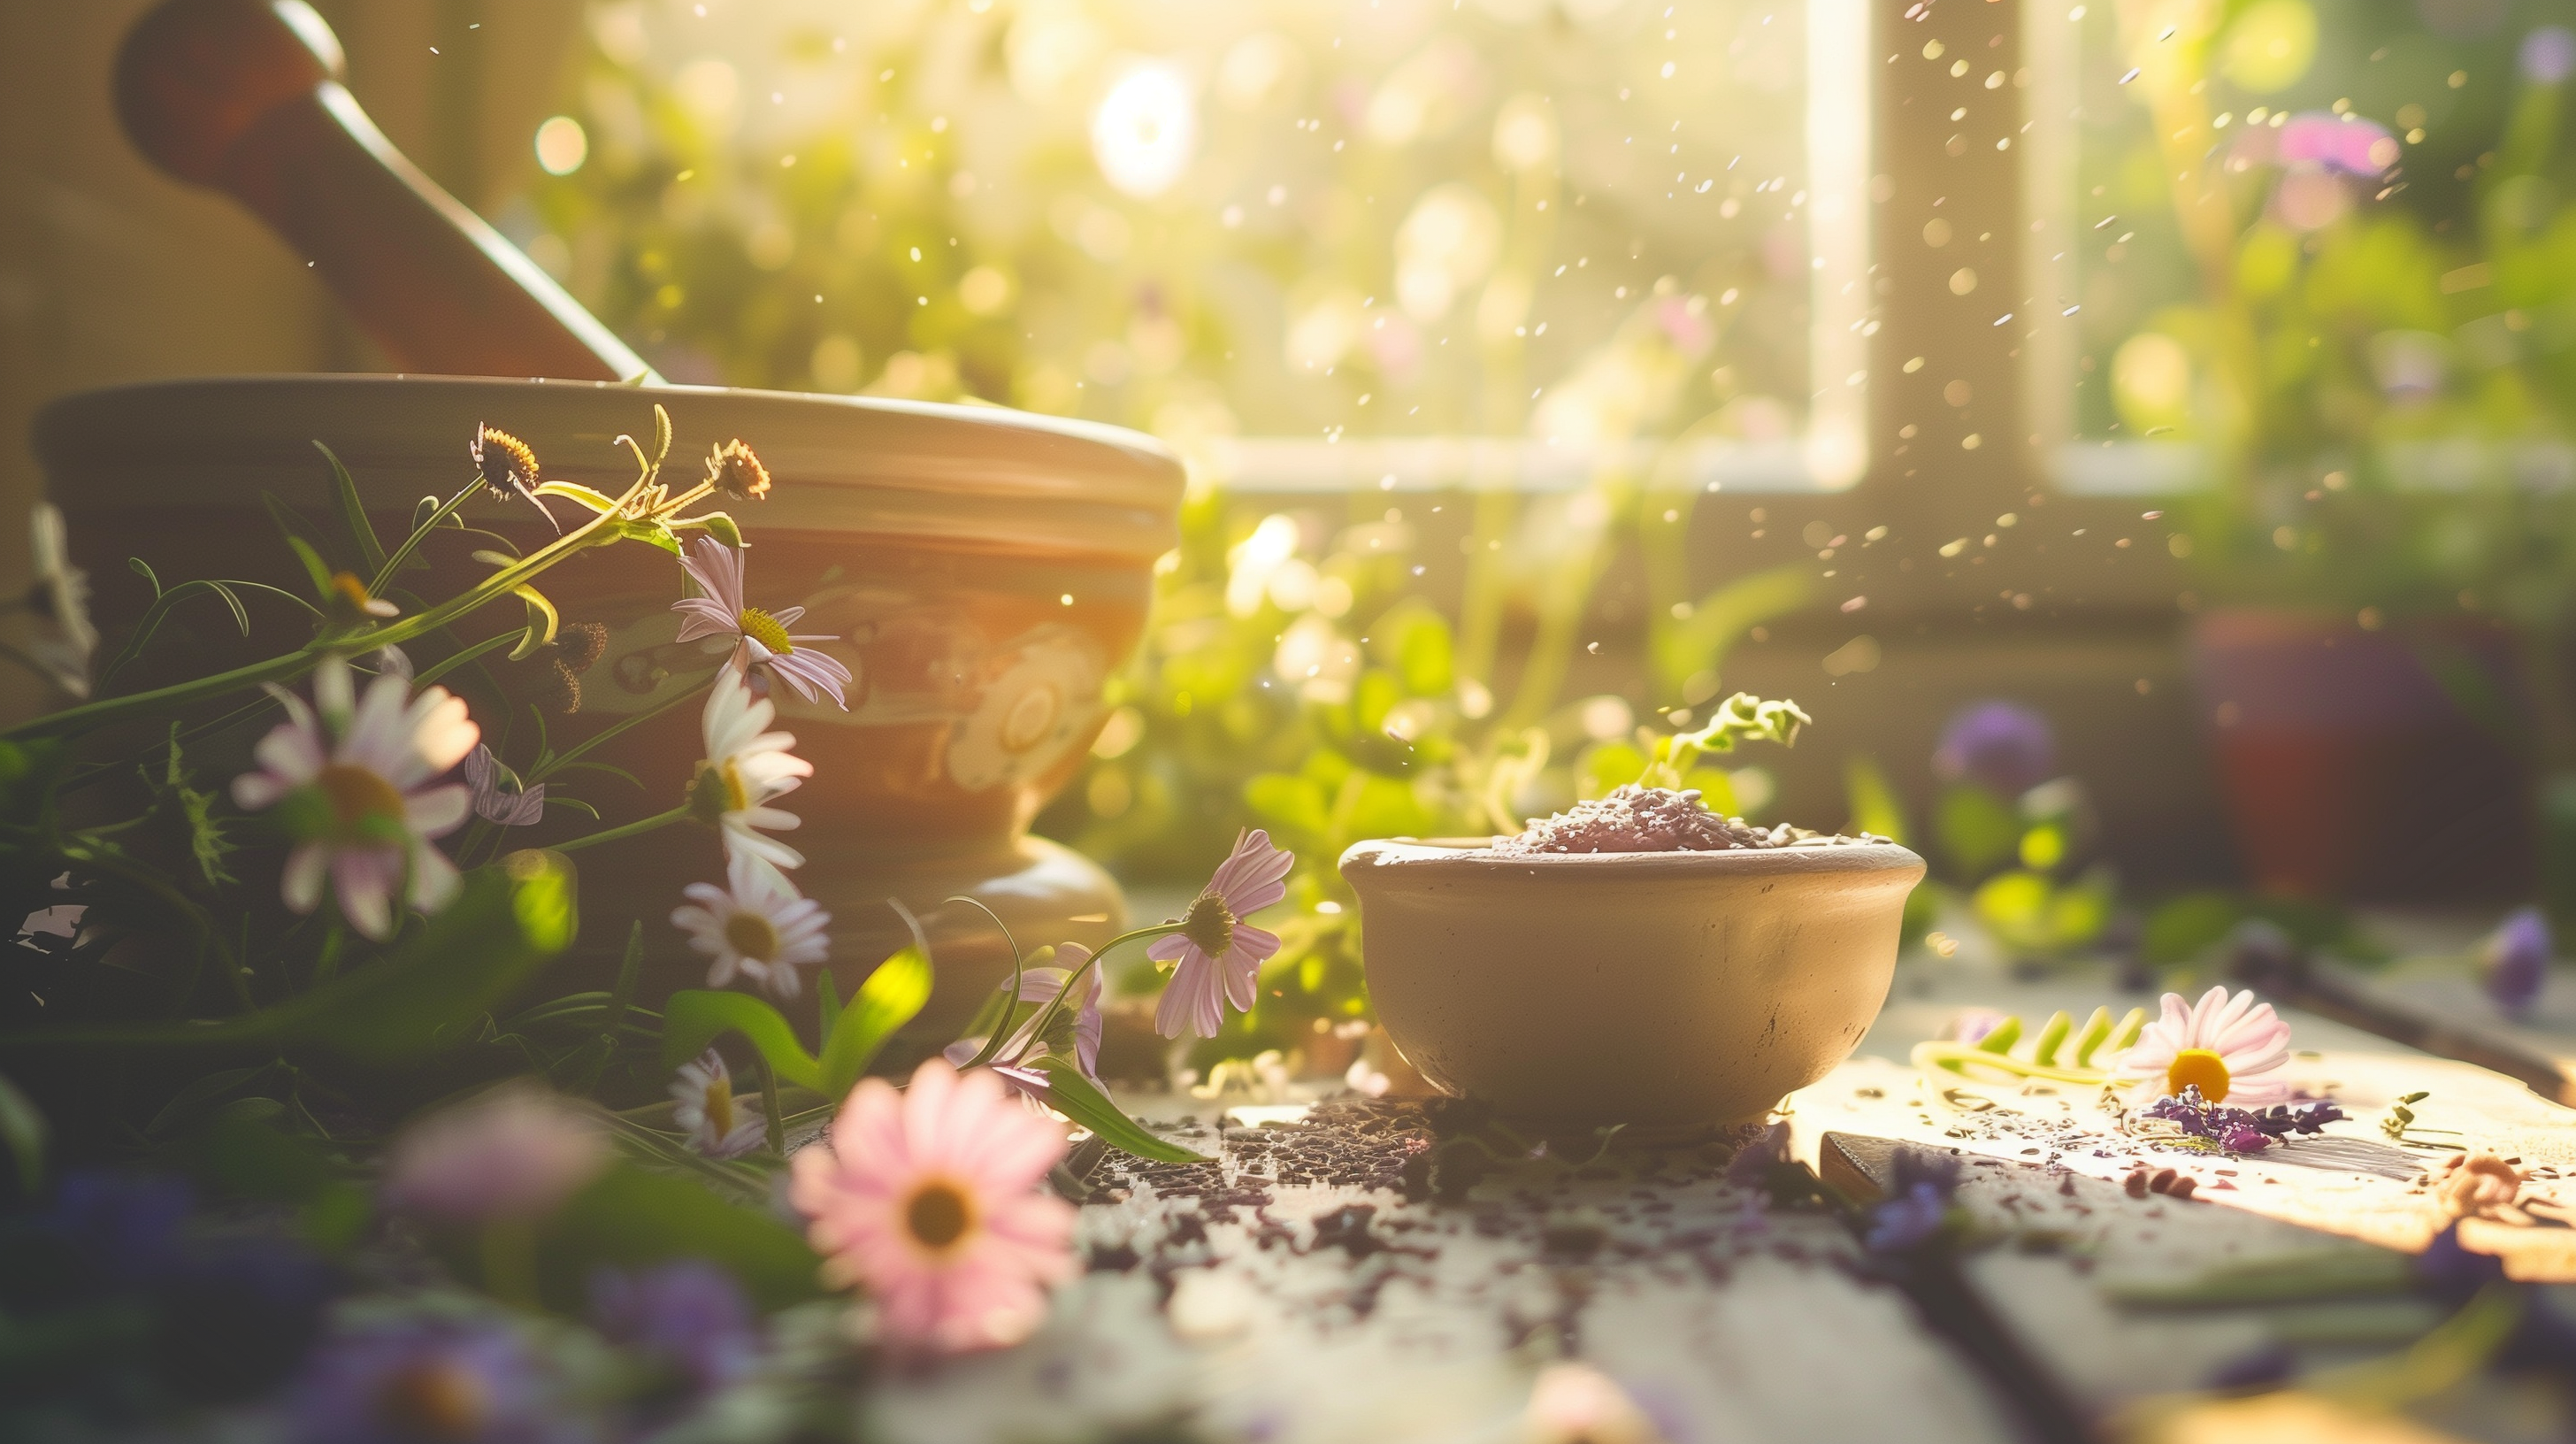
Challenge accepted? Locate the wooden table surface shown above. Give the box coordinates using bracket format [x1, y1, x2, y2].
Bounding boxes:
[854, 952, 2576, 1444]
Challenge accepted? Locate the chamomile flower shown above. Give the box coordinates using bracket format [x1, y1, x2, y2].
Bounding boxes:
[470, 423, 557, 531]
[231, 656, 478, 941]
[670, 852, 832, 997]
[671, 536, 852, 710]
[686, 668, 812, 875]
[669, 1048, 767, 1158]
[2115, 987, 2294, 1107]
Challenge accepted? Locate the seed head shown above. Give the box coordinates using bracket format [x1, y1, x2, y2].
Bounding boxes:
[705, 440, 771, 501]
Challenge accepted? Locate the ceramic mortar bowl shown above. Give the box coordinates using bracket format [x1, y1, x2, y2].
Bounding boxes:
[1338, 838, 1926, 1137]
[35, 374, 1182, 1038]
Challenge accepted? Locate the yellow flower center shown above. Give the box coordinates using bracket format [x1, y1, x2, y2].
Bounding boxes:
[702, 1075, 735, 1136]
[1181, 889, 1236, 959]
[329, 571, 376, 611]
[903, 1178, 977, 1255]
[2166, 1048, 2233, 1103]
[316, 763, 405, 838]
[737, 607, 794, 656]
[687, 759, 752, 824]
[376, 1360, 488, 1440]
[724, 910, 781, 962]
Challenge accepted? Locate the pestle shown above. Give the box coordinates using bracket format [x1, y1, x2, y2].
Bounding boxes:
[116, 0, 657, 384]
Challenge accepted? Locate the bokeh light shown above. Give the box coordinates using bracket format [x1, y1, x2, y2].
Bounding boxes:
[533, 115, 587, 176]
[1091, 64, 1197, 199]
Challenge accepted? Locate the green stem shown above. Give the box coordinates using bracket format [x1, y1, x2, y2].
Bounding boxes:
[1008, 922, 1186, 1070]
[368, 479, 479, 596]
[528, 670, 717, 783]
[759, 1053, 786, 1156]
[548, 805, 688, 855]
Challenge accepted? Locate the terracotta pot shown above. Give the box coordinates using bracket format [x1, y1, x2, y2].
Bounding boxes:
[2188, 609, 2531, 902]
[1337, 839, 1925, 1138]
[34, 374, 1182, 1038]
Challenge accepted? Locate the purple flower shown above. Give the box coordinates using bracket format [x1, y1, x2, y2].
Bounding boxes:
[46, 1170, 192, 1287]
[283, 1318, 569, 1444]
[2523, 27, 2576, 84]
[671, 536, 852, 710]
[1724, 1121, 1791, 1187]
[2278, 112, 2401, 177]
[2143, 1086, 2344, 1151]
[590, 1260, 759, 1395]
[1867, 1147, 1963, 1254]
[1932, 701, 2056, 796]
[1867, 1184, 1952, 1253]
[464, 745, 546, 827]
[1150, 829, 1293, 1040]
[2483, 907, 2550, 1018]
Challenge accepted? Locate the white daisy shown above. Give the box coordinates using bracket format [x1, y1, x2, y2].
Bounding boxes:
[232, 656, 478, 941]
[686, 667, 812, 874]
[670, 1048, 767, 1158]
[671, 850, 832, 997]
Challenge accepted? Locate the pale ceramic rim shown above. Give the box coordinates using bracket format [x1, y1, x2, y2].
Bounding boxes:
[1338, 836, 1926, 878]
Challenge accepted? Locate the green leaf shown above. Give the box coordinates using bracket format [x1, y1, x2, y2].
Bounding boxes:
[264, 490, 338, 580]
[2142, 891, 2246, 964]
[0, 1071, 47, 1199]
[691, 511, 745, 549]
[818, 946, 932, 1101]
[1974, 1015, 2022, 1054]
[816, 970, 842, 1043]
[276, 849, 578, 1062]
[531, 1161, 821, 1315]
[660, 990, 822, 1092]
[2028, 1010, 2072, 1066]
[2070, 1005, 2116, 1066]
[1030, 1056, 1208, 1164]
[505, 584, 560, 660]
[143, 1065, 265, 1138]
[285, 535, 334, 601]
[314, 442, 387, 576]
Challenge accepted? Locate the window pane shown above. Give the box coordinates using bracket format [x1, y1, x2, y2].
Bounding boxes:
[525, 0, 1867, 490]
[2023, 0, 2558, 494]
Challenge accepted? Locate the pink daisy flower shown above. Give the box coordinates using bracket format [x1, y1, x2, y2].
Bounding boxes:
[231, 656, 479, 941]
[671, 536, 853, 710]
[1150, 828, 1294, 1040]
[789, 1059, 1076, 1354]
[2115, 986, 2294, 1106]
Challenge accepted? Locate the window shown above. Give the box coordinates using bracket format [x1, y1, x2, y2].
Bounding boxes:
[524, 0, 1872, 494]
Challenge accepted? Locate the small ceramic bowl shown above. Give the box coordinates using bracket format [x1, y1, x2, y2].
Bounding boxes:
[1338, 838, 1926, 1137]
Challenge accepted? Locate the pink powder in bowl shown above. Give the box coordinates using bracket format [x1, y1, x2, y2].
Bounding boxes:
[1492, 784, 1874, 856]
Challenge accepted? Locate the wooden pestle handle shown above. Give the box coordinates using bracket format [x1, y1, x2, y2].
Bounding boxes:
[117, 0, 657, 383]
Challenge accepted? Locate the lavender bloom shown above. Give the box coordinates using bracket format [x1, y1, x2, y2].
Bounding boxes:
[2523, 27, 2576, 84]
[2483, 907, 2550, 1018]
[1866, 1147, 1964, 1254]
[590, 1261, 760, 1395]
[283, 1318, 567, 1444]
[2143, 1086, 2346, 1152]
[464, 745, 546, 828]
[1933, 702, 2057, 796]
[2278, 112, 2401, 176]
[1724, 1121, 1791, 1188]
[46, 1170, 192, 1287]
